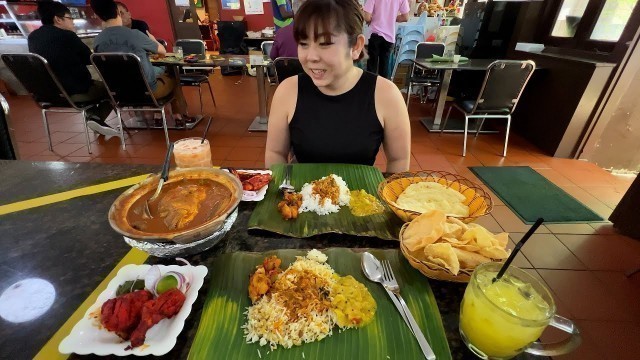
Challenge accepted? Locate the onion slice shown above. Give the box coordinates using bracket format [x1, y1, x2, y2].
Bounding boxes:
[144, 265, 162, 296]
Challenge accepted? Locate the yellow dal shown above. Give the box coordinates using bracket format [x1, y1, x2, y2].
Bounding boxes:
[331, 275, 377, 328]
[349, 190, 385, 217]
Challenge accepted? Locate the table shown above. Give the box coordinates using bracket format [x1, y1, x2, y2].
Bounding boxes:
[412, 59, 497, 133]
[152, 54, 272, 132]
[0, 160, 542, 360]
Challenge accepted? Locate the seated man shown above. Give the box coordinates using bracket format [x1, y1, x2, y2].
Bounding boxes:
[91, 0, 188, 121]
[270, 22, 297, 59]
[115, 1, 158, 41]
[28, 1, 118, 139]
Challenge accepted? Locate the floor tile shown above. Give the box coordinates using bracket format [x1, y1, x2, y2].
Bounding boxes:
[491, 205, 550, 233]
[537, 269, 634, 321]
[572, 320, 640, 360]
[556, 234, 640, 272]
[39, 142, 86, 157]
[226, 147, 264, 161]
[474, 214, 503, 233]
[506, 238, 533, 268]
[545, 223, 600, 235]
[512, 233, 586, 270]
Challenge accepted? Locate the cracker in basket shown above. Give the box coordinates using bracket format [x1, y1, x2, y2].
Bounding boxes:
[403, 209, 446, 252]
[424, 243, 460, 275]
[453, 248, 492, 270]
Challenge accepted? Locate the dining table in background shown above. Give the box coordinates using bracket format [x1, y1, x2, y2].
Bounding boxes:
[150, 54, 273, 132]
[0, 160, 544, 360]
[412, 58, 498, 133]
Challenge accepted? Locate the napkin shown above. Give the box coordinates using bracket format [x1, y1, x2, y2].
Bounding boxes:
[425, 55, 469, 62]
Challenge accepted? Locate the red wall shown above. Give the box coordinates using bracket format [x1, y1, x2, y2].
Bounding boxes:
[118, 0, 175, 47]
[218, 1, 274, 31]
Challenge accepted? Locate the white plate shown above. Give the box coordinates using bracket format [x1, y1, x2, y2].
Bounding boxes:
[225, 169, 272, 202]
[59, 264, 208, 356]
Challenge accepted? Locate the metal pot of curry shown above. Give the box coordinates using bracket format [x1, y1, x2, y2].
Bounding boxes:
[109, 168, 243, 244]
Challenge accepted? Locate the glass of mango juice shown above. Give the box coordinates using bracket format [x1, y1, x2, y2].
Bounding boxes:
[459, 262, 581, 359]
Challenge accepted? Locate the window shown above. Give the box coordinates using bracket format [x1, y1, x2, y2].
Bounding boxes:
[590, 0, 638, 41]
[551, 0, 590, 38]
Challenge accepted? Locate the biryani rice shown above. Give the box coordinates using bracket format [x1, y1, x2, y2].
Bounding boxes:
[299, 174, 351, 215]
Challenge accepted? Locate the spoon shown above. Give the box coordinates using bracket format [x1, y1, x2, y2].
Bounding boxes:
[361, 252, 413, 334]
[143, 142, 174, 218]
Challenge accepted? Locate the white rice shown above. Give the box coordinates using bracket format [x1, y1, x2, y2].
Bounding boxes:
[299, 174, 351, 215]
[243, 251, 337, 350]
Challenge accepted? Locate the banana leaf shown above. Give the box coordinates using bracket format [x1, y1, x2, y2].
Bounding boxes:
[248, 164, 403, 240]
[188, 248, 452, 360]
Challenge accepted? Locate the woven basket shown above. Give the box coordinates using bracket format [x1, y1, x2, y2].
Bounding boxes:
[377, 170, 493, 223]
[399, 222, 504, 283]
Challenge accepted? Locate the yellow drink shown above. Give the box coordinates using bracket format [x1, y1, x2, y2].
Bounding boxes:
[460, 263, 554, 359]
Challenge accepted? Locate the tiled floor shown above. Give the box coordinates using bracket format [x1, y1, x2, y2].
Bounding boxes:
[4, 72, 640, 359]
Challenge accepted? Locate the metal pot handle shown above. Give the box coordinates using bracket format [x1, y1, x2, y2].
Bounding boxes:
[525, 315, 582, 357]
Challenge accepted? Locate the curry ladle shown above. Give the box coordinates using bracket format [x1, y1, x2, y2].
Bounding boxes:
[143, 142, 174, 219]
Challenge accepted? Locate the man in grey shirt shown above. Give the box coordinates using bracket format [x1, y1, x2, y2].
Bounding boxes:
[91, 0, 187, 118]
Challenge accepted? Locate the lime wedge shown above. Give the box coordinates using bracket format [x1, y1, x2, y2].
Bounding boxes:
[156, 275, 178, 294]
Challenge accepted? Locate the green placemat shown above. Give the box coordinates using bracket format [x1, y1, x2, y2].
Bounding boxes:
[469, 166, 604, 224]
[248, 164, 403, 240]
[188, 248, 452, 360]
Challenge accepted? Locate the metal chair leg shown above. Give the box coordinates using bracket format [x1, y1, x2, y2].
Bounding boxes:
[161, 107, 170, 148]
[116, 108, 126, 151]
[206, 80, 216, 108]
[475, 117, 486, 137]
[406, 83, 412, 107]
[81, 109, 92, 154]
[463, 114, 469, 157]
[198, 85, 203, 115]
[440, 105, 453, 135]
[503, 115, 511, 157]
[42, 109, 53, 151]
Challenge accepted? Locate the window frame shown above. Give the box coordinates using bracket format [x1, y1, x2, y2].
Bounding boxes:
[544, 0, 640, 54]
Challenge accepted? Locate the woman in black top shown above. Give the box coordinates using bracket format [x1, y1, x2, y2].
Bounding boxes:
[265, 0, 411, 173]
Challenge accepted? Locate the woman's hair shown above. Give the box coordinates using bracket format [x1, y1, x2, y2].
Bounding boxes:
[37, 1, 70, 26]
[293, 0, 365, 61]
[90, 0, 118, 22]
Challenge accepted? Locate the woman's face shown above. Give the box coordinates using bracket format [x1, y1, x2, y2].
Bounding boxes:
[298, 24, 362, 90]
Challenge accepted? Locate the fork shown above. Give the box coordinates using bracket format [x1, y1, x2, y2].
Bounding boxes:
[278, 164, 295, 193]
[381, 260, 437, 360]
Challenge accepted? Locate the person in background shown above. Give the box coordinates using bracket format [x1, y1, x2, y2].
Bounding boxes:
[28, 0, 118, 139]
[91, 0, 190, 122]
[115, 1, 158, 41]
[271, 0, 293, 31]
[270, 22, 297, 59]
[265, 0, 411, 173]
[363, 0, 410, 79]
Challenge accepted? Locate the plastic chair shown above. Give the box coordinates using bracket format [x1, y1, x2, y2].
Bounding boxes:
[441, 60, 536, 157]
[174, 39, 216, 113]
[1, 53, 111, 153]
[406, 42, 445, 107]
[90, 53, 175, 148]
[273, 57, 303, 84]
[261, 41, 277, 85]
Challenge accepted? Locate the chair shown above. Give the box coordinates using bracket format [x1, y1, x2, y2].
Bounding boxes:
[90, 53, 174, 148]
[1, 53, 111, 154]
[440, 60, 536, 157]
[0, 93, 17, 160]
[405, 42, 445, 107]
[174, 39, 217, 113]
[273, 57, 303, 84]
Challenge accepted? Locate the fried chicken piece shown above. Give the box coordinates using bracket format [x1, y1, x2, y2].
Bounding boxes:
[241, 174, 272, 191]
[127, 289, 186, 349]
[248, 267, 271, 303]
[157, 184, 208, 230]
[100, 290, 153, 340]
[277, 192, 302, 220]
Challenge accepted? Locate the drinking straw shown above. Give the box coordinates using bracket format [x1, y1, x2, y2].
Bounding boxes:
[201, 116, 213, 144]
[493, 217, 545, 282]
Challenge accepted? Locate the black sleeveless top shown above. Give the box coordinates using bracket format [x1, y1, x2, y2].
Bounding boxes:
[289, 71, 384, 165]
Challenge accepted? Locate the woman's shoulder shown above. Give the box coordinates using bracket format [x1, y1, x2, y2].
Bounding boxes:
[374, 74, 401, 95]
[276, 74, 299, 93]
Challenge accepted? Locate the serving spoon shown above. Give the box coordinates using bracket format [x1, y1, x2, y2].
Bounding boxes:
[143, 142, 174, 219]
[361, 252, 413, 334]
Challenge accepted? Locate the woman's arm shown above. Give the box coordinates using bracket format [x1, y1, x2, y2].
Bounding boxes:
[265, 76, 298, 167]
[375, 77, 411, 173]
